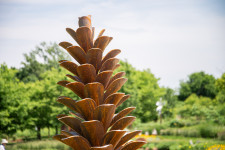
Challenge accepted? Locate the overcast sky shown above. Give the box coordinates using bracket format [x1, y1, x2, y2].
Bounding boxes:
[0, 0, 224, 89]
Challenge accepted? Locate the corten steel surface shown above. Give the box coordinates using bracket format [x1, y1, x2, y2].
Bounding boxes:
[54, 15, 146, 150]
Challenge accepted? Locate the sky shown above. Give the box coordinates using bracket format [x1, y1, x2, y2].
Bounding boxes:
[0, 0, 224, 89]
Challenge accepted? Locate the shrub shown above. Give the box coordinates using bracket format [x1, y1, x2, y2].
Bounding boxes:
[137, 122, 168, 135]
[217, 131, 225, 140]
[6, 139, 72, 150]
[0, 133, 8, 139]
[160, 128, 201, 138]
[142, 143, 155, 149]
[157, 142, 173, 150]
[187, 129, 201, 137]
[160, 129, 168, 135]
[159, 142, 216, 150]
[170, 120, 184, 128]
[199, 125, 217, 138]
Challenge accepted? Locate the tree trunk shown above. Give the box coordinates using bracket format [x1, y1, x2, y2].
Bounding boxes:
[48, 126, 50, 138]
[55, 126, 58, 135]
[160, 114, 162, 124]
[37, 126, 41, 140]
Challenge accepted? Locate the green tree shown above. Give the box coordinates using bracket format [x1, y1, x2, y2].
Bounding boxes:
[16, 42, 71, 82]
[214, 73, 225, 125]
[177, 94, 219, 121]
[25, 80, 53, 140]
[116, 60, 165, 122]
[162, 88, 178, 118]
[215, 73, 225, 104]
[40, 68, 78, 136]
[178, 71, 217, 100]
[0, 64, 30, 135]
[13, 42, 72, 139]
[25, 68, 77, 139]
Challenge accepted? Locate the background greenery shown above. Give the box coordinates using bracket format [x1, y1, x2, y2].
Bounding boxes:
[0, 42, 224, 149]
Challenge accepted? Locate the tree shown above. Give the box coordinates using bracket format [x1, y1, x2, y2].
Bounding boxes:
[0, 64, 29, 135]
[116, 60, 165, 122]
[215, 73, 225, 104]
[178, 71, 217, 100]
[16, 42, 71, 83]
[13, 42, 72, 139]
[25, 68, 77, 139]
[162, 88, 178, 118]
[177, 94, 219, 121]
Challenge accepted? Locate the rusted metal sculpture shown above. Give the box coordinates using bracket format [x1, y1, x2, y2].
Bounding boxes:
[54, 15, 146, 150]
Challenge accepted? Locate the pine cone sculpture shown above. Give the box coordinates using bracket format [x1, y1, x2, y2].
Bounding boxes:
[54, 15, 146, 150]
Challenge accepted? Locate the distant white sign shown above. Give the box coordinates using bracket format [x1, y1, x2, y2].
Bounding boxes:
[156, 98, 165, 115]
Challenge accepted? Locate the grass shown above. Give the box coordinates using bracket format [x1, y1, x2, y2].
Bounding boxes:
[5, 135, 225, 150]
[136, 135, 225, 150]
[13, 127, 58, 141]
[6, 139, 72, 150]
[134, 120, 225, 149]
[136, 120, 225, 139]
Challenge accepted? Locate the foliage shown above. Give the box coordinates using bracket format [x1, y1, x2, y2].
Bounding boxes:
[117, 60, 165, 122]
[217, 131, 225, 140]
[157, 142, 171, 150]
[160, 122, 225, 139]
[160, 128, 201, 137]
[215, 103, 225, 125]
[136, 121, 169, 134]
[0, 64, 30, 135]
[178, 71, 217, 100]
[215, 73, 225, 103]
[169, 120, 184, 128]
[6, 139, 71, 150]
[162, 88, 178, 118]
[176, 94, 220, 122]
[16, 42, 71, 83]
[141, 135, 225, 150]
[216, 73, 225, 91]
[199, 125, 217, 138]
[1, 43, 73, 139]
[24, 68, 78, 139]
[7, 136, 223, 150]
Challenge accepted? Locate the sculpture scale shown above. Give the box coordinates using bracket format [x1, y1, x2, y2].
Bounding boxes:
[53, 15, 146, 150]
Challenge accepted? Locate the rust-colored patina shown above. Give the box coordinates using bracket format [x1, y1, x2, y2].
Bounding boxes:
[54, 15, 146, 150]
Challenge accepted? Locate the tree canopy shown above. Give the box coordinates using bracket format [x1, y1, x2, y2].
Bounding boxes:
[178, 71, 217, 100]
[16, 42, 71, 83]
[116, 60, 165, 122]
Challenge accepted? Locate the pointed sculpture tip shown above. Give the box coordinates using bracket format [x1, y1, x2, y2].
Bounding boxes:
[78, 15, 92, 28]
